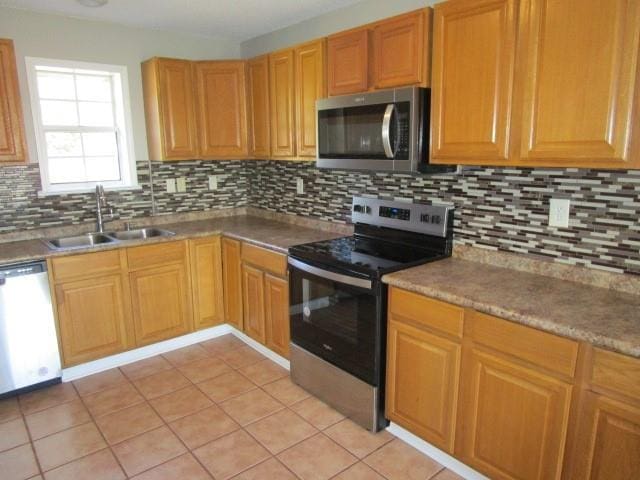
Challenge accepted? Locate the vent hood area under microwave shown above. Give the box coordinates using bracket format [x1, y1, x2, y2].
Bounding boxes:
[315, 87, 455, 174]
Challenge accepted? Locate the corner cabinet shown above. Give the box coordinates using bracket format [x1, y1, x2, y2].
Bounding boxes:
[247, 55, 271, 158]
[142, 58, 199, 160]
[49, 250, 132, 367]
[0, 39, 28, 163]
[189, 236, 225, 330]
[431, 0, 640, 169]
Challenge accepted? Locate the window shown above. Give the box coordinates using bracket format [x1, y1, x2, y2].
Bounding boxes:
[26, 58, 137, 194]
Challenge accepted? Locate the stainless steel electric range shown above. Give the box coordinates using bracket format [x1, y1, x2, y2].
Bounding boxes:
[288, 196, 454, 431]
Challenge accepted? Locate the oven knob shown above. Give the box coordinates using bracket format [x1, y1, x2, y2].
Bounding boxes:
[354, 205, 371, 214]
[432, 215, 441, 224]
[420, 213, 430, 223]
[353, 204, 363, 213]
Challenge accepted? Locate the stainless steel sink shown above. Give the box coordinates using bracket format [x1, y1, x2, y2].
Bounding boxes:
[44, 233, 118, 251]
[106, 228, 175, 241]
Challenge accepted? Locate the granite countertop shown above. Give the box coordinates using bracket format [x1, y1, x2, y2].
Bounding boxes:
[382, 258, 640, 358]
[0, 215, 345, 265]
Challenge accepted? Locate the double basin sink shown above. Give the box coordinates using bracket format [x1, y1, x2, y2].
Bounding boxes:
[44, 227, 175, 251]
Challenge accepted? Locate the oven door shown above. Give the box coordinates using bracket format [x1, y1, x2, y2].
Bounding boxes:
[288, 258, 380, 386]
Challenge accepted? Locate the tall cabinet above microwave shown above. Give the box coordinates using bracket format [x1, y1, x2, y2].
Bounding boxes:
[316, 86, 454, 174]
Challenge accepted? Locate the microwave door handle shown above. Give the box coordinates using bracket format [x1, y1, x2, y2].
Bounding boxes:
[382, 104, 396, 158]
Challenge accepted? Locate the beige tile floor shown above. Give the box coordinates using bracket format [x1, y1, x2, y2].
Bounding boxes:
[0, 334, 463, 480]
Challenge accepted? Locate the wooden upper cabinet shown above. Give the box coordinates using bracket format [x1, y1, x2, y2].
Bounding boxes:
[512, 0, 640, 168]
[372, 9, 430, 89]
[269, 49, 296, 158]
[294, 39, 326, 158]
[142, 58, 199, 160]
[247, 55, 271, 158]
[189, 236, 224, 330]
[431, 0, 517, 164]
[195, 61, 248, 158]
[327, 28, 369, 96]
[0, 39, 28, 163]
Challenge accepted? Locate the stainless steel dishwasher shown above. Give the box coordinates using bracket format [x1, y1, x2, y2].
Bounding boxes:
[0, 260, 61, 397]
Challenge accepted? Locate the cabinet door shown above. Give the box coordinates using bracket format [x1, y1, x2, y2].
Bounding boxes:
[195, 61, 248, 158]
[386, 318, 460, 452]
[0, 39, 28, 163]
[247, 55, 271, 158]
[430, 0, 517, 164]
[55, 274, 130, 366]
[513, 0, 640, 168]
[189, 236, 224, 330]
[130, 263, 192, 346]
[152, 58, 199, 160]
[241, 264, 265, 343]
[222, 237, 243, 329]
[294, 40, 326, 158]
[327, 28, 369, 96]
[264, 274, 289, 358]
[458, 349, 573, 480]
[372, 10, 429, 89]
[573, 393, 640, 480]
[269, 49, 296, 158]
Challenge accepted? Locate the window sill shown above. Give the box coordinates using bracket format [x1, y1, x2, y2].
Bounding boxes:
[37, 184, 142, 198]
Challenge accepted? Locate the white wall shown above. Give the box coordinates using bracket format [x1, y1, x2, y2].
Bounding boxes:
[241, 0, 438, 58]
[0, 6, 241, 163]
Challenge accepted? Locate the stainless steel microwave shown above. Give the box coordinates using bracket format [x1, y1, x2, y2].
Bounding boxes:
[316, 86, 453, 174]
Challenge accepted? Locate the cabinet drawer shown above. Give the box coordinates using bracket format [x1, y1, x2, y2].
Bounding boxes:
[127, 240, 187, 270]
[241, 242, 287, 276]
[51, 249, 122, 282]
[591, 348, 640, 400]
[469, 310, 579, 378]
[389, 287, 464, 339]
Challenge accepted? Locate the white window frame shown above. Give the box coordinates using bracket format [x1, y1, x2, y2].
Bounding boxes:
[25, 57, 138, 196]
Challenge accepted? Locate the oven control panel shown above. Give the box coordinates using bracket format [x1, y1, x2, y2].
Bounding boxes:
[352, 196, 453, 237]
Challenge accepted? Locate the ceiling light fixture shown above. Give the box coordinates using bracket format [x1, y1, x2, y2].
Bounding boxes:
[76, 0, 109, 7]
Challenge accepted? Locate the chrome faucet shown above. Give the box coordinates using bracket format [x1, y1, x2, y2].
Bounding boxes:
[95, 185, 114, 233]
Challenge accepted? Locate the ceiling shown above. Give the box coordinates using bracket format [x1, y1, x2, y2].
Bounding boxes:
[0, 0, 365, 41]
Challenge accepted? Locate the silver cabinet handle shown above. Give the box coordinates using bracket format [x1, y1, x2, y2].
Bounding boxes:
[288, 258, 372, 290]
[382, 104, 395, 159]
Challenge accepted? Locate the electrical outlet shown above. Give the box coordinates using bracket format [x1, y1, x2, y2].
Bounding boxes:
[176, 177, 187, 192]
[549, 198, 570, 228]
[208, 175, 218, 190]
[296, 178, 304, 195]
[166, 178, 176, 193]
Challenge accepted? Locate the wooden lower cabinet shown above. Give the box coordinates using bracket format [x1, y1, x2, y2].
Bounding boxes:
[222, 237, 243, 329]
[458, 348, 573, 480]
[129, 261, 192, 346]
[386, 318, 460, 452]
[54, 274, 131, 366]
[189, 236, 224, 329]
[264, 274, 290, 358]
[572, 393, 640, 480]
[241, 263, 266, 343]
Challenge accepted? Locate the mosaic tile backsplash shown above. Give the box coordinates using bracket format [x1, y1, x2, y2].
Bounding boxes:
[1, 159, 639, 276]
[247, 161, 640, 276]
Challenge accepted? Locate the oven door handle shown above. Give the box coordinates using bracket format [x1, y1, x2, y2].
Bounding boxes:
[288, 258, 372, 290]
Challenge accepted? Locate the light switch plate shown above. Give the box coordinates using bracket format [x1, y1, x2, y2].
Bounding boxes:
[208, 175, 218, 190]
[176, 177, 187, 192]
[166, 178, 176, 193]
[296, 178, 304, 195]
[549, 198, 570, 228]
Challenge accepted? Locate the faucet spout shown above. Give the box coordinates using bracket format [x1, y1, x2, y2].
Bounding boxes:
[95, 185, 112, 233]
